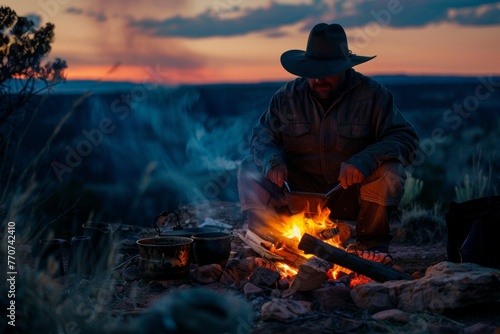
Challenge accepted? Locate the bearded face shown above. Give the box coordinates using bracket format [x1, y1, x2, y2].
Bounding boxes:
[307, 71, 347, 100]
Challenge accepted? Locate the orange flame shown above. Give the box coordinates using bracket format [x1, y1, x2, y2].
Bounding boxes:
[274, 205, 345, 249]
[275, 262, 298, 279]
[263, 205, 355, 281]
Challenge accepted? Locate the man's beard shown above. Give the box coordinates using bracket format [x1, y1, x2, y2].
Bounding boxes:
[311, 84, 335, 99]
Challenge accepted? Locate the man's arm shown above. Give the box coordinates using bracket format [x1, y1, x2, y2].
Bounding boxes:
[346, 88, 420, 178]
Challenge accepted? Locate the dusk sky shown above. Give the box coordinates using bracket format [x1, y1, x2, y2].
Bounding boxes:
[5, 0, 500, 84]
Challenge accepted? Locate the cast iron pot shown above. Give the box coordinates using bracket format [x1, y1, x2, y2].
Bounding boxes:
[153, 210, 221, 263]
[136, 236, 193, 280]
[191, 231, 233, 268]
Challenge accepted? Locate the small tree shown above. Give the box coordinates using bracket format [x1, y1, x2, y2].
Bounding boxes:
[0, 5, 67, 146]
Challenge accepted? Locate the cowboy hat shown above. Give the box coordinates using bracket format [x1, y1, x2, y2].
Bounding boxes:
[280, 23, 376, 79]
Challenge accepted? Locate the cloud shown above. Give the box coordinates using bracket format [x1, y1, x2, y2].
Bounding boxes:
[66, 6, 108, 22]
[449, 3, 500, 26]
[125, 0, 500, 39]
[63, 0, 500, 42]
[128, 1, 328, 38]
[331, 0, 500, 28]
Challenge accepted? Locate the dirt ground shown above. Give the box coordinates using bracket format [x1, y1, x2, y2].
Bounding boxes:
[170, 201, 500, 333]
[12, 201, 499, 334]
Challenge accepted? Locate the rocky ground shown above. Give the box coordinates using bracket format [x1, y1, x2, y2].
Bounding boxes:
[7, 201, 500, 334]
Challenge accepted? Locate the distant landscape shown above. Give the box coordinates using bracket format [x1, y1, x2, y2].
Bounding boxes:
[3, 75, 499, 239]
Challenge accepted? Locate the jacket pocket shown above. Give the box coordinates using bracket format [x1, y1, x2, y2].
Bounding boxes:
[281, 122, 313, 153]
[335, 123, 371, 155]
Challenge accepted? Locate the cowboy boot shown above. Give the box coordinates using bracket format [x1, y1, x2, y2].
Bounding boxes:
[354, 199, 393, 250]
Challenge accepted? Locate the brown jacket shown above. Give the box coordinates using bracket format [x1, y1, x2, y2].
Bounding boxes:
[250, 69, 420, 184]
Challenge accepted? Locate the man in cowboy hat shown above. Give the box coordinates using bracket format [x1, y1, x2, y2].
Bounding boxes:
[237, 23, 419, 264]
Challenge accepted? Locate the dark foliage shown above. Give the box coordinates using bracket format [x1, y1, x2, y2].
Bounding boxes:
[0, 5, 67, 147]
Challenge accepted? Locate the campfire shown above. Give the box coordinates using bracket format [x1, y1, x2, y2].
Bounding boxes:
[240, 204, 411, 288]
[274, 206, 350, 248]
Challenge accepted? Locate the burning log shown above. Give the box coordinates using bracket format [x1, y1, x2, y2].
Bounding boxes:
[298, 233, 412, 282]
[237, 231, 308, 268]
[289, 257, 332, 291]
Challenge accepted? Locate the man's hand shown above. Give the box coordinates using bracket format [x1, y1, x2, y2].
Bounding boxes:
[266, 165, 287, 187]
[338, 162, 365, 189]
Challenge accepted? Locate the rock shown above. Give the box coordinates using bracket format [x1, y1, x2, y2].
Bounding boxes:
[122, 265, 141, 281]
[351, 261, 500, 313]
[464, 322, 498, 334]
[261, 299, 313, 322]
[239, 245, 258, 258]
[290, 257, 331, 291]
[222, 260, 241, 281]
[249, 266, 280, 288]
[192, 264, 223, 284]
[281, 288, 296, 299]
[237, 257, 257, 279]
[270, 289, 282, 298]
[147, 281, 166, 293]
[324, 276, 351, 288]
[277, 278, 290, 290]
[220, 269, 238, 285]
[371, 309, 410, 323]
[243, 283, 266, 298]
[311, 286, 352, 310]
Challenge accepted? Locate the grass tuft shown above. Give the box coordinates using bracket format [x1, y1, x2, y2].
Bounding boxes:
[454, 145, 497, 202]
[395, 202, 446, 245]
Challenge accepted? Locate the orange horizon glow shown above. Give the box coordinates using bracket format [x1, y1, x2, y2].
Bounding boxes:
[66, 64, 500, 85]
[65, 64, 294, 85]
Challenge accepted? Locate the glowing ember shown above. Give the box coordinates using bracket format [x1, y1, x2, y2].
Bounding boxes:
[349, 275, 373, 287]
[327, 264, 352, 280]
[275, 262, 298, 279]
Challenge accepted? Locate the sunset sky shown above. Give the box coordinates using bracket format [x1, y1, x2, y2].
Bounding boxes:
[5, 0, 500, 84]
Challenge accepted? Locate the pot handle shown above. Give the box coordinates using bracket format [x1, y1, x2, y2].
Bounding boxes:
[153, 211, 182, 235]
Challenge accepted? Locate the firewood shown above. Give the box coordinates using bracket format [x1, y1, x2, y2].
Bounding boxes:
[290, 257, 331, 291]
[298, 233, 412, 282]
[273, 246, 308, 267]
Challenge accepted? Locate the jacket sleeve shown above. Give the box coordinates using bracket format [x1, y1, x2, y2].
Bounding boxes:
[249, 95, 286, 176]
[346, 88, 420, 177]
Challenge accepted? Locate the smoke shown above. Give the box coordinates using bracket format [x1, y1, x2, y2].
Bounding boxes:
[4, 81, 274, 226]
[76, 84, 262, 223]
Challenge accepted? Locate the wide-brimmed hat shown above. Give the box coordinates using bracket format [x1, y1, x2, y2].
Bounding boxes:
[280, 23, 376, 79]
